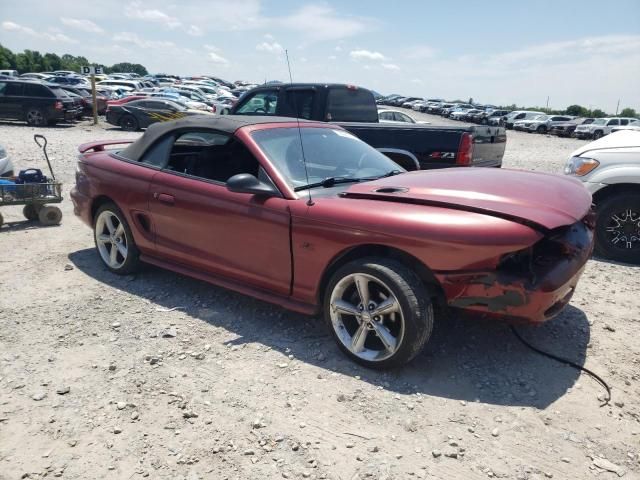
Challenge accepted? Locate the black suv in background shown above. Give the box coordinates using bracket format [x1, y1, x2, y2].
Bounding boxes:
[0, 80, 80, 126]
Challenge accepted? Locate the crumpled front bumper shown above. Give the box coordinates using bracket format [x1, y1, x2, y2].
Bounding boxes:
[436, 217, 594, 324]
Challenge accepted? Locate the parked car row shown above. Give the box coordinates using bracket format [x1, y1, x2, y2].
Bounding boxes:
[378, 94, 639, 140]
[0, 71, 259, 127]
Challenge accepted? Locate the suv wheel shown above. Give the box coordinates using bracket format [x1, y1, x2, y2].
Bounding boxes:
[593, 130, 603, 140]
[536, 125, 547, 134]
[26, 109, 47, 126]
[324, 258, 434, 368]
[595, 192, 640, 264]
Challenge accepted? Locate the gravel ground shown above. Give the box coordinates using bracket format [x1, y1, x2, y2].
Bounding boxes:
[0, 112, 638, 480]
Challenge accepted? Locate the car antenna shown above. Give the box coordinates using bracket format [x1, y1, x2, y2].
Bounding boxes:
[285, 49, 314, 206]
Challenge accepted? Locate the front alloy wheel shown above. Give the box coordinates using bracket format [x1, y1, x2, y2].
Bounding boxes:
[94, 203, 140, 274]
[325, 258, 434, 368]
[595, 193, 640, 264]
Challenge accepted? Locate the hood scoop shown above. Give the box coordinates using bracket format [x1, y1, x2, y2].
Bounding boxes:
[374, 187, 408, 194]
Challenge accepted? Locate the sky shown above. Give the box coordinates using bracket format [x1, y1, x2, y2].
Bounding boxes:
[1, 0, 639, 112]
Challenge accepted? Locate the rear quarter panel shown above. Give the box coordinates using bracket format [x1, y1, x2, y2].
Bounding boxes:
[77, 152, 157, 253]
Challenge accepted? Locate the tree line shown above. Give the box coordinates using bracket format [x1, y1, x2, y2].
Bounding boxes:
[0, 44, 148, 76]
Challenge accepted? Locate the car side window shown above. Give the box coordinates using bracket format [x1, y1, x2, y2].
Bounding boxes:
[607, 119, 619, 126]
[397, 113, 414, 123]
[139, 134, 174, 168]
[165, 130, 261, 184]
[235, 90, 278, 115]
[5, 83, 23, 96]
[379, 111, 393, 121]
[284, 89, 315, 119]
[620, 119, 629, 125]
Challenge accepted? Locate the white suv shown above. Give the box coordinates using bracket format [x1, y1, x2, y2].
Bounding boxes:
[564, 130, 640, 263]
[574, 117, 637, 140]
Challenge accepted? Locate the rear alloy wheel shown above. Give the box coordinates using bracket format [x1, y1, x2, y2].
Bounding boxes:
[593, 130, 603, 140]
[595, 193, 640, 264]
[536, 125, 546, 134]
[94, 203, 140, 274]
[26, 109, 47, 126]
[120, 114, 139, 131]
[38, 206, 62, 225]
[324, 258, 434, 368]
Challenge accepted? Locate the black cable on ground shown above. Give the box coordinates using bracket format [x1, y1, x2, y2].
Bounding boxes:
[510, 326, 611, 407]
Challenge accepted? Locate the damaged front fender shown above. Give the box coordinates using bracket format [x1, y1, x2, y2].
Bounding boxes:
[437, 218, 594, 323]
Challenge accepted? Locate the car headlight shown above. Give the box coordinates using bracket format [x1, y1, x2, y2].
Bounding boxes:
[564, 156, 599, 176]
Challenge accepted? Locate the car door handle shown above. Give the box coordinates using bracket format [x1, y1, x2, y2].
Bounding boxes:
[154, 193, 175, 205]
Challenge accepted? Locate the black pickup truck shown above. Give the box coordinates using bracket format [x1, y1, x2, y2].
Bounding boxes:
[230, 83, 506, 170]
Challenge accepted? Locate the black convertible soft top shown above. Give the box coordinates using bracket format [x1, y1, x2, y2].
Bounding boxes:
[119, 114, 318, 162]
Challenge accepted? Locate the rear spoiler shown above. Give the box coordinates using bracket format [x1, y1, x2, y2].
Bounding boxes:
[78, 139, 134, 154]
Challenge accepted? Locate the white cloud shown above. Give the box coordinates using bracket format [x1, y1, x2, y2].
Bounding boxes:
[1, 21, 75, 42]
[350, 49, 386, 61]
[256, 41, 284, 54]
[124, 2, 182, 29]
[187, 25, 203, 36]
[264, 33, 274, 41]
[113, 32, 175, 50]
[204, 44, 221, 52]
[279, 5, 368, 41]
[381, 63, 400, 71]
[208, 51, 229, 65]
[60, 17, 104, 34]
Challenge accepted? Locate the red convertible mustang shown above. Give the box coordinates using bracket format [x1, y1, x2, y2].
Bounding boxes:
[71, 116, 594, 368]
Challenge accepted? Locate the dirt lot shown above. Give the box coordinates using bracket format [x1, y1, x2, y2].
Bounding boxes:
[0, 112, 638, 480]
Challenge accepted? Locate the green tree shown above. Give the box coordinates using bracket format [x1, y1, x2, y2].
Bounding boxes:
[107, 62, 149, 76]
[42, 53, 61, 72]
[591, 109, 607, 118]
[0, 44, 16, 69]
[566, 104, 589, 117]
[619, 107, 637, 118]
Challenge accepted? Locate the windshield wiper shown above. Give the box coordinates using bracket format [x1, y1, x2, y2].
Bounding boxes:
[294, 176, 362, 192]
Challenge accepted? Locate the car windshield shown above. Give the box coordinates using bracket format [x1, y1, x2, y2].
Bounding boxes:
[592, 119, 606, 125]
[252, 127, 404, 190]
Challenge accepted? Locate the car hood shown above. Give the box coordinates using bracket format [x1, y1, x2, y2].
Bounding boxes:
[570, 130, 640, 157]
[341, 168, 591, 231]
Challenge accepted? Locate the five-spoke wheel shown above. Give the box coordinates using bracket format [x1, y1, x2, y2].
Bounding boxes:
[324, 258, 434, 368]
[93, 203, 140, 274]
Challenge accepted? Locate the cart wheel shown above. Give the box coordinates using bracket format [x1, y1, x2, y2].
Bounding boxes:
[38, 206, 62, 226]
[23, 204, 41, 221]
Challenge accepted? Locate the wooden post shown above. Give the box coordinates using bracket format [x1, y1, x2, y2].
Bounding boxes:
[91, 74, 98, 125]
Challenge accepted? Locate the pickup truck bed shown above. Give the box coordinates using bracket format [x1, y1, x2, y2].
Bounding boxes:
[339, 122, 505, 170]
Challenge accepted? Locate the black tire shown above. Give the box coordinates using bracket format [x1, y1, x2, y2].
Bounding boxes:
[26, 108, 47, 127]
[594, 192, 640, 264]
[0, 212, 3, 228]
[23, 204, 41, 221]
[38, 205, 62, 225]
[120, 114, 139, 131]
[93, 202, 141, 274]
[323, 258, 434, 369]
[593, 130, 603, 140]
[536, 125, 546, 134]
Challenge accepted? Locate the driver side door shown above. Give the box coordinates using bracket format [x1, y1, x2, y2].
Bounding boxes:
[148, 129, 292, 295]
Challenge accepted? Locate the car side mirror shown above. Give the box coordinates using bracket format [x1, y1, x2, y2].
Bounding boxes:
[226, 173, 279, 197]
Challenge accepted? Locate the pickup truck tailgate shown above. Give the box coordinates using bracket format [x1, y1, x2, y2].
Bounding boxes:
[338, 122, 506, 170]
